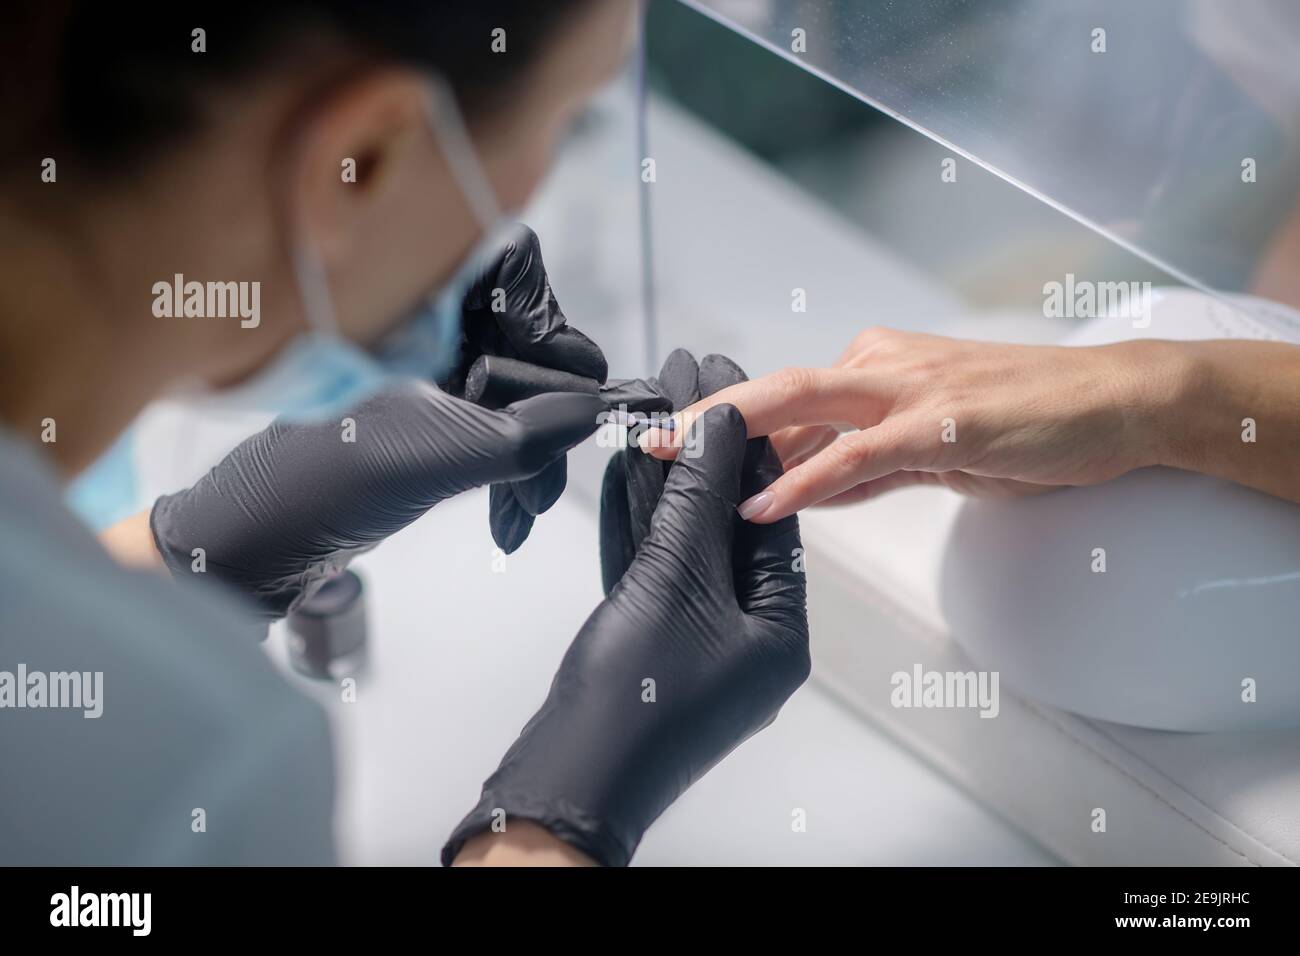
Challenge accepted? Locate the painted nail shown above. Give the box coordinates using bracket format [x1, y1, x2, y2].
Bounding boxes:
[737, 491, 774, 521]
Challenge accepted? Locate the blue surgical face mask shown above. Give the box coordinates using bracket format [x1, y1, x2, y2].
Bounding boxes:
[180, 73, 508, 422]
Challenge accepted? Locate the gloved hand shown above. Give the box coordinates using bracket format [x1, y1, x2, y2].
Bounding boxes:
[442, 222, 609, 553]
[598, 348, 748, 593]
[151, 381, 604, 620]
[442, 393, 810, 866]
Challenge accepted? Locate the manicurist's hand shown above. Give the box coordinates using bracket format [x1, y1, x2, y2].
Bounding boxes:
[443, 404, 810, 867]
[444, 223, 609, 553]
[150, 381, 604, 620]
[638, 328, 1213, 521]
[144, 224, 615, 620]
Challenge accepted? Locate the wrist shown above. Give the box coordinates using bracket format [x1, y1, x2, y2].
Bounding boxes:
[442, 785, 636, 867]
[452, 820, 597, 867]
[1108, 339, 1201, 472]
[99, 509, 166, 570]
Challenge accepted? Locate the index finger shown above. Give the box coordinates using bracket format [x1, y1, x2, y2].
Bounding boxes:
[636, 366, 885, 460]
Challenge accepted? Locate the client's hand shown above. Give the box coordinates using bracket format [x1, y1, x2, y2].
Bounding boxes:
[637, 329, 1192, 521]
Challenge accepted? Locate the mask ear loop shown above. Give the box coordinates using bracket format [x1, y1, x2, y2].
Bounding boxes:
[282, 95, 342, 339]
[423, 73, 503, 232]
[290, 236, 341, 337]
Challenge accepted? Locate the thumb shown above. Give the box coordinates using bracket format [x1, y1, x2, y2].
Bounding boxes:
[496, 391, 606, 481]
[735, 437, 808, 631]
[401, 386, 602, 494]
[635, 404, 749, 593]
[413, 388, 600, 554]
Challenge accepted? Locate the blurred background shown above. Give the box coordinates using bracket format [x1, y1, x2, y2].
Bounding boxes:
[532, 0, 1300, 386]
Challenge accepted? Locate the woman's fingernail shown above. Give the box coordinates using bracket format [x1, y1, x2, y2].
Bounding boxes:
[636, 422, 677, 453]
[737, 491, 774, 521]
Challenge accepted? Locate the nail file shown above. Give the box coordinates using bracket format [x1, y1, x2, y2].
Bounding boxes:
[464, 354, 676, 429]
[612, 409, 676, 431]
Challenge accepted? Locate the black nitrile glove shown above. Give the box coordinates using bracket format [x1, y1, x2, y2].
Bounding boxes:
[442, 222, 609, 553]
[151, 381, 604, 620]
[441, 401, 809, 867]
[599, 348, 749, 594]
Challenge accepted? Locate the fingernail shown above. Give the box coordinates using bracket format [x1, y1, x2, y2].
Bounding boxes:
[636, 423, 676, 453]
[737, 491, 774, 521]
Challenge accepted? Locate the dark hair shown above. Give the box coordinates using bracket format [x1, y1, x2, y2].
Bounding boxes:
[3, 1, 595, 173]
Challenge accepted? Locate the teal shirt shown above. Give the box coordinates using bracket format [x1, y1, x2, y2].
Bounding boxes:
[0, 430, 335, 864]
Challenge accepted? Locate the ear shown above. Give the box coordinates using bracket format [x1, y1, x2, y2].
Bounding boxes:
[291, 68, 432, 266]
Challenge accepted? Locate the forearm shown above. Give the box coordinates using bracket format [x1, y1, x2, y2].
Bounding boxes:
[452, 821, 597, 867]
[1141, 339, 1300, 504]
[99, 508, 165, 570]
